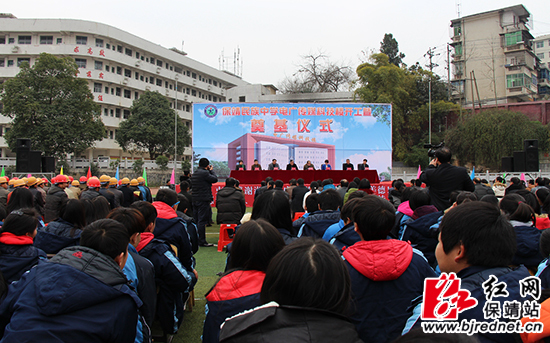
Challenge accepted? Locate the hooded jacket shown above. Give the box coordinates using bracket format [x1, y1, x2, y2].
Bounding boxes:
[405, 265, 531, 343]
[138, 235, 196, 335]
[343, 240, 436, 343]
[0, 246, 141, 343]
[298, 210, 341, 239]
[33, 218, 81, 254]
[216, 187, 246, 225]
[330, 223, 360, 252]
[219, 302, 362, 343]
[203, 270, 265, 343]
[0, 234, 46, 284]
[44, 185, 69, 223]
[400, 210, 443, 266]
[152, 201, 196, 271]
[511, 221, 543, 268]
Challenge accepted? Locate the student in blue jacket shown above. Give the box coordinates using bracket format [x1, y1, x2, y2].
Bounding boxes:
[403, 202, 531, 343]
[343, 195, 436, 343]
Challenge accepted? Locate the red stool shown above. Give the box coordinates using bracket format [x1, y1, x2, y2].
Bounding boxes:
[218, 224, 237, 252]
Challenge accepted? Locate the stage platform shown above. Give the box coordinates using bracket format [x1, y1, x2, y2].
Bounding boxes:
[229, 170, 379, 184]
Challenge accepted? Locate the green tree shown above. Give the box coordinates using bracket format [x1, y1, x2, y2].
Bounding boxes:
[132, 159, 144, 175]
[380, 33, 405, 67]
[155, 155, 169, 172]
[116, 91, 190, 160]
[355, 53, 458, 165]
[446, 109, 549, 170]
[0, 53, 105, 158]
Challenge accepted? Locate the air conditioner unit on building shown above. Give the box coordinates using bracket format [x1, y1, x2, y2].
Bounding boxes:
[184, 95, 188, 101]
[208, 85, 212, 90]
[156, 67, 161, 74]
[220, 89, 224, 95]
[165, 89, 170, 96]
[146, 85, 151, 91]
[123, 78, 128, 85]
[193, 79, 197, 85]
[135, 60, 141, 67]
[11, 46, 19, 53]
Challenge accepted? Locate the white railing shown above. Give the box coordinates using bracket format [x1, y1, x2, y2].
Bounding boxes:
[391, 170, 546, 183]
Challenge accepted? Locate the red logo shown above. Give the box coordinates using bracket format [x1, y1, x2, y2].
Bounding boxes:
[72, 251, 83, 259]
[422, 273, 478, 320]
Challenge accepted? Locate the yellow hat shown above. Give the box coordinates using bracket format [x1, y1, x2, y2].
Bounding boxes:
[26, 177, 38, 187]
[8, 179, 15, 186]
[0, 177, 7, 184]
[109, 177, 118, 186]
[120, 177, 130, 185]
[71, 180, 80, 187]
[137, 177, 145, 184]
[99, 175, 111, 184]
[130, 179, 139, 186]
[14, 179, 27, 188]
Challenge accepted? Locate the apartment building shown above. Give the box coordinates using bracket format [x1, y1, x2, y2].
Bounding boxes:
[0, 15, 249, 161]
[533, 34, 550, 97]
[449, 5, 540, 106]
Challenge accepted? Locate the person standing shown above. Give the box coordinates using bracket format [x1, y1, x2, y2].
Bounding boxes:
[191, 158, 217, 247]
[44, 175, 69, 223]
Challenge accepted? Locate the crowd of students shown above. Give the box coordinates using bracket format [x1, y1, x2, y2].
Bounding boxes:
[1, 167, 550, 342]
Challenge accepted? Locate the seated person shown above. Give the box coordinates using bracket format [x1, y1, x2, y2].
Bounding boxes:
[343, 159, 354, 170]
[0, 208, 46, 284]
[325, 192, 367, 245]
[286, 159, 298, 171]
[152, 189, 197, 270]
[536, 228, 550, 289]
[133, 201, 197, 339]
[298, 189, 341, 239]
[321, 160, 332, 170]
[34, 199, 85, 254]
[500, 193, 543, 272]
[0, 219, 141, 342]
[252, 191, 297, 245]
[293, 193, 319, 230]
[216, 178, 246, 225]
[235, 160, 246, 171]
[344, 196, 436, 342]
[268, 159, 280, 171]
[203, 219, 285, 343]
[403, 202, 531, 343]
[303, 160, 315, 170]
[219, 238, 362, 342]
[250, 159, 262, 171]
[357, 159, 369, 170]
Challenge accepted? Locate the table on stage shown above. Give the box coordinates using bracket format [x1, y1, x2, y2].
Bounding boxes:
[229, 169, 379, 184]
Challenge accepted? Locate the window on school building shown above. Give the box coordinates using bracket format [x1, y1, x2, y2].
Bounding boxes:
[18, 36, 31, 44]
[115, 109, 121, 118]
[95, 61, 103, 70]
[94, 83, 102, 92]
[75, 58, 87, 68]
[124, 89, 131, 99]
[76, 36, 87, 45]
[40, 36, 53, 44]
[56, 38, 62, 44]
[95, 38, 104, 47]
[17, 58, 30, 67]
[536, 41, 544, 49]
[125, 48, 132, 57]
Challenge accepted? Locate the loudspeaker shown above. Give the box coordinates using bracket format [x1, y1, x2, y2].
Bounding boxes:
[513, 151, 526, 172]
[29, 151, 42, 172]
[524, 139, 539, 151]
[501, 157, 514, 172]
[525, 148, 539, 172]
[42, 156, 55, 173]
[16, 150, 30, 172]
[16, 138, 31, 151]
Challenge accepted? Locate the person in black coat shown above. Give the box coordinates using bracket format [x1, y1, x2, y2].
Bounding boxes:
[191, 158, 218, 246]
[216, 178, 246, 224]
[290, 178, 308, 215]
[419, 147, 475, 211]
[357, 159, 369, 170]
[342, 159, 354, 170]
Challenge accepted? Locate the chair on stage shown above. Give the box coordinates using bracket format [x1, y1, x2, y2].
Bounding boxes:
[218, 224, 237, 252]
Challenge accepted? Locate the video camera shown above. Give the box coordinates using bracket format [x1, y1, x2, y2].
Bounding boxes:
[423, 142, 445, 158]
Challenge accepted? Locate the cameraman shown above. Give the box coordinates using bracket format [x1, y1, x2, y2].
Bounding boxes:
[419, 147, 474, 211]
[191, 158, 218, 247]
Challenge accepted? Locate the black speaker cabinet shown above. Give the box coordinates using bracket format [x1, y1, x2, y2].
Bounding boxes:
[42, 156, 56, 173]
[501, 157, 514, 172]
[513, 151, 526, 172]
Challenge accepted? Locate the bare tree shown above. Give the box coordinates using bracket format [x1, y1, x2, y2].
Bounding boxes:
[278, 53, 353, 94]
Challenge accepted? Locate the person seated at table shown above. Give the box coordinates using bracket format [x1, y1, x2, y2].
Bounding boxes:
[268, 159, 280, 171]
[235, 160, 246, 171]
[321, 160, 332, 171]
[343, 159, 354, 170]
[286, 159, 298, 171]
[250, 159, 262, 171]
[357, 159, 369, 170]
[303, 161, 315, 170]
